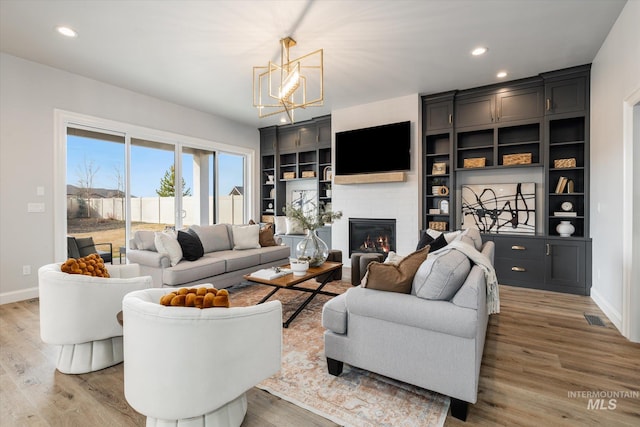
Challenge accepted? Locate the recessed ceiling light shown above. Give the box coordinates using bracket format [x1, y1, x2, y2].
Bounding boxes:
[497, 71, 508, 78]
[56, 26, 77, 38]
[279, 117, 287, 123]
[471, 47, 488, 56]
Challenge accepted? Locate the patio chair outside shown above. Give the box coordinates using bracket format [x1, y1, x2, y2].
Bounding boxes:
[67, 236, 113, 264]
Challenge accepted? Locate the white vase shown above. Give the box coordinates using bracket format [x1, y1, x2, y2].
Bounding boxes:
[556, 221, 575, 237]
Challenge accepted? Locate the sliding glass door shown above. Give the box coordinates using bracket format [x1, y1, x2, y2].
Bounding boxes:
[66, 128, 126, 261]
[129, 138, 177, 240]
[216, 152, 245, 224]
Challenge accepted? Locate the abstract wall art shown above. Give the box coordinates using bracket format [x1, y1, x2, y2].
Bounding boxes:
[461, 183, 536, 234]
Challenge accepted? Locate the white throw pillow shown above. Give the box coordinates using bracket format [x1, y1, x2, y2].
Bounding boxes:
[232, 224, 261, 250]
[154, 232, 183, 267]
[425, 229, 442, 240]
[384, 251, 405, 265]
[443, 230, 463, 243]
[274, 216, 287, 235]
[285, 217, 305, 235]
[412, 249, 471, 300]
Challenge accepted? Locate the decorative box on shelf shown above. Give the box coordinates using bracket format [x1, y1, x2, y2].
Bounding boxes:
[463, 158, 485, 168]
[428, 221, 448, 231]
[554, 158, 576, 168]
[301, 171, 316, 178]
[261, 215, 275, 223]
[283, 171, 296, 179]
[503, 153, 532, 165]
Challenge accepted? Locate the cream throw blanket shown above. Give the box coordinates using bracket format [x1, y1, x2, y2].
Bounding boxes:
[448, 239, 500, 314]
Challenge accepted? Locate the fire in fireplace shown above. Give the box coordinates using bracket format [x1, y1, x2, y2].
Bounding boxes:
[349, 218, 396, 256]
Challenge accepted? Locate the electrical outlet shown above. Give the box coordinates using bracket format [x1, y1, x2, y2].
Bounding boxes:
[22, 265, 31, 275]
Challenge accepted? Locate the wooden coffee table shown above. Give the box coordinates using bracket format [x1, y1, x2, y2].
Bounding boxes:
[243, 261, 342, 328]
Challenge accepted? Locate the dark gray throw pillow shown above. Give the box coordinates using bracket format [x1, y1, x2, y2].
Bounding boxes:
[417, 231, 448, 252]
[416, 231, 433, 251]
[177, 230, 204, 261]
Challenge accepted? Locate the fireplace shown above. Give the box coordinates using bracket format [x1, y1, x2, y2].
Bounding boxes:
[349, 218, 396, 256]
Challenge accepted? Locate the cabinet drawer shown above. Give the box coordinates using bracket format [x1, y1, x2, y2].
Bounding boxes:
[493, 237, 544, 260]
[495, 257, 544, 284]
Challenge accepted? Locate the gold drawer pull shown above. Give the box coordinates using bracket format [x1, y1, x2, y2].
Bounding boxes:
[511, 245, 526, 250]
[512, 266, 526, 272]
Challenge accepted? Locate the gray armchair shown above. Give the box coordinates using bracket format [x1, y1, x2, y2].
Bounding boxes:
[67, 236, 113, 264]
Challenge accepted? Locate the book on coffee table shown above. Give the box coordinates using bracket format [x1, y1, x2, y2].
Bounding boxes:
[249, 268, 292, 280]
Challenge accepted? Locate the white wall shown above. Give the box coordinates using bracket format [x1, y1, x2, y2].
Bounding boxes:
[331, 94, 421, 258]
[0, 53, 258, 304]
[589, 1, 640, 332]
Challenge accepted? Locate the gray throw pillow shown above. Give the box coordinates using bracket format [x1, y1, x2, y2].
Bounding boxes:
[190, 224, 232, 252]
[135, 230, 157, 251]
[412, 249, 471, 300]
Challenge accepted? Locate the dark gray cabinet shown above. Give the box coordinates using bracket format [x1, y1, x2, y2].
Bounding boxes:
[317, 117, 332, 148]
[425, 98, 454, 131]
[489, 235, 591, 295]
[544, 77, 587, 115]
[455, 84, 542, 128]
[545, 238, 588, 292]
[455, 94, 494, 127]
[496, 86, 543, 122]
[277, 127, 300, 153]
[260, 127, 277, 155]
[297, 125, 318, 150]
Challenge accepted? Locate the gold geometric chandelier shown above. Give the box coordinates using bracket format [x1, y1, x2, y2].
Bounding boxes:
[253, 36, 323, 123]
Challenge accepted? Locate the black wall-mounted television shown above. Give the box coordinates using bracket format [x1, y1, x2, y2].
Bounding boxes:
[335, 121, 411, 176]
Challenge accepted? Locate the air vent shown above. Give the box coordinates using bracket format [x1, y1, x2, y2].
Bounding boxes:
[584, 313, 605, 327]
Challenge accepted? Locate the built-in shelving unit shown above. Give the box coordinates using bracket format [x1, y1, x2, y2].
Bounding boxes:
[422, 65, 592, 295]
[423, 92, 455, 232]
[259, 115, 332, 223]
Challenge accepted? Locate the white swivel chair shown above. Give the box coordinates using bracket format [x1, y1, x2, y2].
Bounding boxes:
[122, 288, 282, 427]
[38, 263, 153, 374]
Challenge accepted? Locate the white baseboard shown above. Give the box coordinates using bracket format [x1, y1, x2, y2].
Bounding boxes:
[590, 287, 622, 332]
[0, 287, 39, 305]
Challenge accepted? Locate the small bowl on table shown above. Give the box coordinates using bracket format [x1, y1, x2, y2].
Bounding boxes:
[289, 258, 309, 276]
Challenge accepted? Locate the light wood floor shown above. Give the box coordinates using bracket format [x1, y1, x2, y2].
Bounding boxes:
[1, 285, 638, 426]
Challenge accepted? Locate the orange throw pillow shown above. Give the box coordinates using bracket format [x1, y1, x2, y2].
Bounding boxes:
[159, 287, 230, 308]
[363, 245, 431, 294]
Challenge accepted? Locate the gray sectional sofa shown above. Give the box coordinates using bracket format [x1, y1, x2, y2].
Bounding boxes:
[127, 224, 290, 288]
[322, 231, 495, 421]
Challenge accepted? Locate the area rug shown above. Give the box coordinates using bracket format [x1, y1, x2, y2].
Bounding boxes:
[228, 279, 450, 427]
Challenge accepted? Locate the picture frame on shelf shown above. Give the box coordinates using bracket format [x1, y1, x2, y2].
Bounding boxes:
[439, 200, 449, 214]
[323, 166, 333, 181]
[432, 162, 447, 175]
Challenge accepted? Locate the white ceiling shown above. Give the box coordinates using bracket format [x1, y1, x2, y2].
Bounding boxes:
[0, 0, 627, 128]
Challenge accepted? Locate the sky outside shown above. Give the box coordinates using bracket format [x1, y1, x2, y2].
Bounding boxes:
[67, 136, 243, 197]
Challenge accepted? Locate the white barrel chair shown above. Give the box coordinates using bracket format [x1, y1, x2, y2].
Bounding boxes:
[122, 288, 282, 427]
[38, 263, 153, 374]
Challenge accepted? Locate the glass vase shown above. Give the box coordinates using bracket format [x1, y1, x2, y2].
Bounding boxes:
[296, 229, 329, 267]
